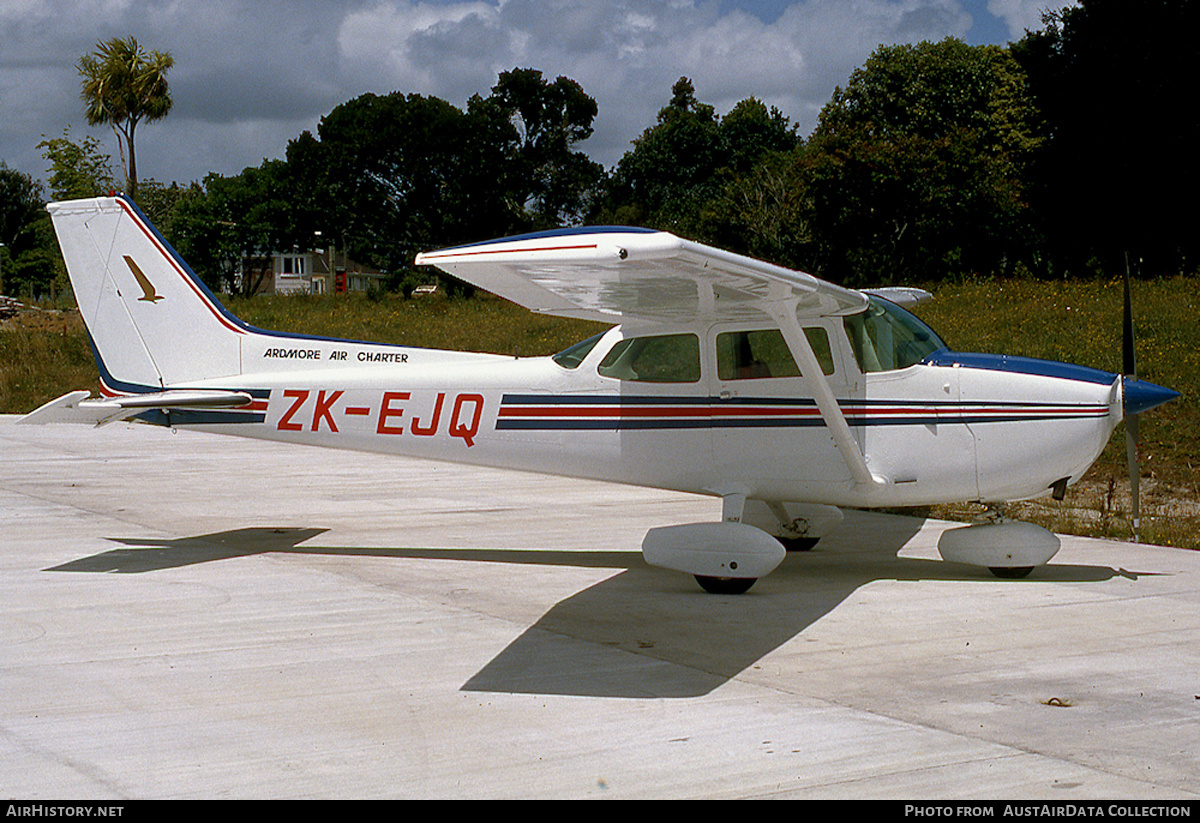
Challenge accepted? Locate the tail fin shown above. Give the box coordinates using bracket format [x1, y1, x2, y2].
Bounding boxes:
[49, 196, 244, 392]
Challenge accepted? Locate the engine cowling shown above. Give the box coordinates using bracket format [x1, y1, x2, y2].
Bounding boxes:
[642, 522, 786, 580]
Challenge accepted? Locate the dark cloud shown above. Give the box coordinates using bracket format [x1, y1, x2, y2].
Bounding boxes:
[0, 0, 1070, 189]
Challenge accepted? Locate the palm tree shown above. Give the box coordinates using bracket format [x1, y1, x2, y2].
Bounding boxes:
[77, 37, 174, 201]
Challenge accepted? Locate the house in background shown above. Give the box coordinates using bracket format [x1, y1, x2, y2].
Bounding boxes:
[238, 246, 387, 296]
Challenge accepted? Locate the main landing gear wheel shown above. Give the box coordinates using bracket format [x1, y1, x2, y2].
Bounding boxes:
[694, 575, 757, 594]
[780, 536, 819, 552]
[989, 566, 1035, 579]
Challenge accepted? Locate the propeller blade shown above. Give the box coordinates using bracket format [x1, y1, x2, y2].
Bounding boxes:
[1124, 408, 1140, 542]
[1123, 254, 1140, 542]
[1118, 254, 1180, 543]
[1122, 254, 1137, 379]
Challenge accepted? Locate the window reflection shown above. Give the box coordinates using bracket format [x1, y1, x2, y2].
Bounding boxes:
[716, 327, 834, 380]
[597, 333, 701, 383]
[843, 296, 945, 373]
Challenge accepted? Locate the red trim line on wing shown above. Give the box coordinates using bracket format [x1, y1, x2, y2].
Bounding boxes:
[419, 243, 599, 261]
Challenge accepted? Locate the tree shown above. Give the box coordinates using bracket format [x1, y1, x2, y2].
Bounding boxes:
[170, 162, 298, 295]
[700, 146, 813, 269]
[0, 162, 61, 298]
[1014, 0, 1200, 275]
[719, 97, 800, 174]
[0, 163, 43, 256]
[153, 69, 606, 296]
[801, 38, 1043, 285]
[599, 78, 723, 232]
[0, 163, 44, 293]
[38, 128, 116, 200]
[293, 89, 525, 290]
[77, 36, 174, 202]
[597, 78, 798, 235]
[692, 98, 806, 264]
[136, 179, 204, 242]
[490, 68, 604, 229]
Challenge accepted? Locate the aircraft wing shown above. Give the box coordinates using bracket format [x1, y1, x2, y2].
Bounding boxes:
[415, 227, 868, 324]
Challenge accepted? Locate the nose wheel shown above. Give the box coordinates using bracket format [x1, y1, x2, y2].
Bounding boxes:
[694, 575, 757, 594]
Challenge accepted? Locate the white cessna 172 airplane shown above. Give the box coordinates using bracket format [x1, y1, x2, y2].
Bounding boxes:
[22, 195, 1179, 593]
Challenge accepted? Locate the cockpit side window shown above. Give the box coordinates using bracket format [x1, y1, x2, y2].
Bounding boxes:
[843, 296, 945, 373]
[597, 333, 701, 383]
[716, 328, 834, 380]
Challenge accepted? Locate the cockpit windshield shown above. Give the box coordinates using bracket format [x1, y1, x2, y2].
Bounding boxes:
[843, 296, 946, 373]
[552, 332, 605, 369]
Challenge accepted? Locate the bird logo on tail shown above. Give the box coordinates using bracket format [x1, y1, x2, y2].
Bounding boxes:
[124, 255, 164, 303]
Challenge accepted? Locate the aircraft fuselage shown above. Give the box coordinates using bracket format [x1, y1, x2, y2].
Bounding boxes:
[159, 318, 1120, 511]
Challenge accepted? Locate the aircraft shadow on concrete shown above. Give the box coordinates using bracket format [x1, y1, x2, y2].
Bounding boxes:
[44, 527, 333, 573]
[45, 519, 1145, 699]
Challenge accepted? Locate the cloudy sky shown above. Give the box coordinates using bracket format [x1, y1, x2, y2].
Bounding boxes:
[0, 0, 1072, 191]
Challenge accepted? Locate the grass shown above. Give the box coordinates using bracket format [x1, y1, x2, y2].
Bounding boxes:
[0, 310, 97, 416]
[3, 280, 1195, 548]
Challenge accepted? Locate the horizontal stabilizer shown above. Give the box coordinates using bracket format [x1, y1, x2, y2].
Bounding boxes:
[863, 287, 933, 307]
[19, 389, 254, 427]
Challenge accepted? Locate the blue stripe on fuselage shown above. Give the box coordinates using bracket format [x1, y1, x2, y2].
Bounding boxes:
[922, 351, 1116, 385]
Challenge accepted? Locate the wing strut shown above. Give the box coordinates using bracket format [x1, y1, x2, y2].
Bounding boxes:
[766, 300, 883, 493]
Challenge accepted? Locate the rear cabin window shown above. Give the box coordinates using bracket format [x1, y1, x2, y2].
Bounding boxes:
[716, 328, 834, 380]
[597, 333, 701, 383]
